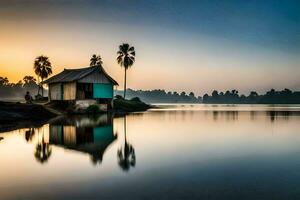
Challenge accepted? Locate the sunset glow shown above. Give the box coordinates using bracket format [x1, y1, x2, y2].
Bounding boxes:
[0, 0, 299, 95]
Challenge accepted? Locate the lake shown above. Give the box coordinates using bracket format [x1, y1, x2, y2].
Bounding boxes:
[1, 104, 300, 200]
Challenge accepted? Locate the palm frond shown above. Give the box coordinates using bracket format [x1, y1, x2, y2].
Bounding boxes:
[117, 43, 135, 68]
[128, 46, 135, 52]
[33, 55, 53, 79]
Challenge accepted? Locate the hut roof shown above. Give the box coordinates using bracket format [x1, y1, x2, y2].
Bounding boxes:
[43, 65, 118, 85]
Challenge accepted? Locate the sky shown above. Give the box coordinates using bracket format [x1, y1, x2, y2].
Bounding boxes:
[0, 0, 299, 95]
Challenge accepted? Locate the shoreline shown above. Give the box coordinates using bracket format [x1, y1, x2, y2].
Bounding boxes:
[0, 101, 57, 133]
[0, 99, 153, 133]
[3, 101, 298, 133]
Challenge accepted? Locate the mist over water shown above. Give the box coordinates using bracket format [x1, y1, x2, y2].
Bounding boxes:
[0, 104, 300, 199]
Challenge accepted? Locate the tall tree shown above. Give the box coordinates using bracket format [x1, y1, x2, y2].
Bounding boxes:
[90, 54, 103, 66]
[34, 55, 52, 96]
[117, 43, 135, 98]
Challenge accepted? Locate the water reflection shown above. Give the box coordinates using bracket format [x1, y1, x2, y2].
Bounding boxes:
[35, 109, 297, 168]
[176, 109, 300, 122]
[23, 114, 138, 169]
[211, 110, 296, 122]
[34, 131, 52, 164]
[212, 111, 239, 121]
[1, 105, 300, 200]
[49, 115, 117, 165]
[117, 116, 136, 171]
[25, 128, 35, 142]
[24, 127, 52, 164]
[267, 110, 295, 122]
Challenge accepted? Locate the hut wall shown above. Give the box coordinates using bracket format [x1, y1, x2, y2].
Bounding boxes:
[93, 83, 113, 99]
[78, 71, 111, 84]
[49, 83, 62, 100]
[63, 82, 76, 100]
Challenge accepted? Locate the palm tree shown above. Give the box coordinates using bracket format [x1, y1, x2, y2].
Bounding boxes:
[90, 54, 103, 67]
[34, 55, 52, 96]
[117, 43, 135, 98]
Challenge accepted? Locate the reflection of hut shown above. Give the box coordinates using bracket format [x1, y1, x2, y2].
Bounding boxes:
[49, 115, 117, 164]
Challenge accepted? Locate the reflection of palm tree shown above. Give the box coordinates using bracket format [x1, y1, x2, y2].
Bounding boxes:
[117, 116, 136, 171]
[25, 128, 35, 142]
[34, 131, 52, 164]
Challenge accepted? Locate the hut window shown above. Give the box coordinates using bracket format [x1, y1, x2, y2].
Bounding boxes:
[77, 83, 93, 99]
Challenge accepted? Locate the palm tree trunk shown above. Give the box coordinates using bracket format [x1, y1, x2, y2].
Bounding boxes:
[41, 78, 44, 97]
[124, 115, 127, 143]
[124, 68, 127, 98]
[37, 76, 40, 95]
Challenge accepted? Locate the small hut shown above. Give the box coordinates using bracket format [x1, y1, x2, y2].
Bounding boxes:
[43, 65, 118, 109]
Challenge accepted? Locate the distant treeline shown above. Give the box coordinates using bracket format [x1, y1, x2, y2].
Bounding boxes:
[0, 76, 41, 100]
[115, 89, 202, 103]
[203, 89, 300, 104]
[2, 75, 299, 104]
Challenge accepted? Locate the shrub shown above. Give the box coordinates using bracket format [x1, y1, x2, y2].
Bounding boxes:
[113, 97, 150, 112]
[115, 95, 124, 100]
[130, 97, 142, 102]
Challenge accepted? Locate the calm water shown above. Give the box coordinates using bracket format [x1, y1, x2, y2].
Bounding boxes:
[1, 104, 300, 200]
